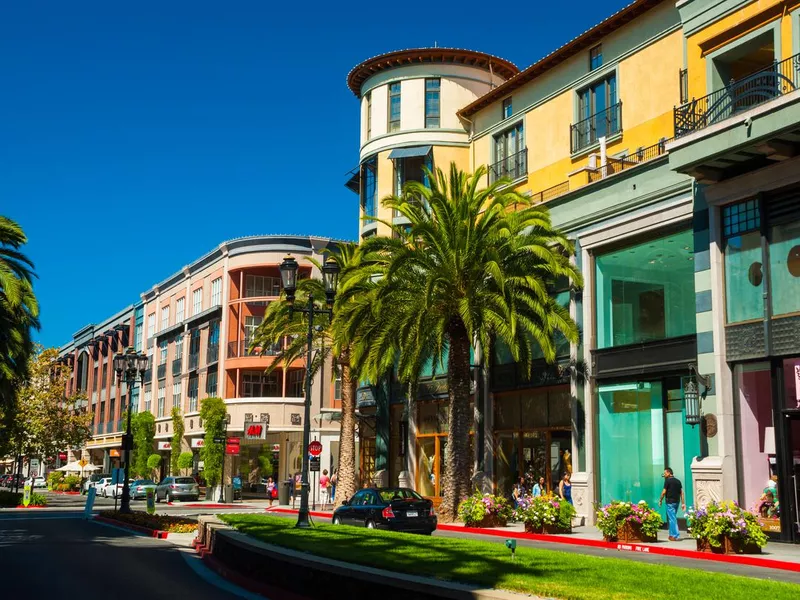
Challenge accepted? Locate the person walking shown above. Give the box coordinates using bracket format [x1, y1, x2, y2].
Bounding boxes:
[558, 473, 573, 504]
[659, 467, 686, 541]
[532, 476, 545, 498]
[512, 476, 527, 507]
[319, 469, 330, 508]
[330, 468, 338, 503]
[265, 477, 275, 507]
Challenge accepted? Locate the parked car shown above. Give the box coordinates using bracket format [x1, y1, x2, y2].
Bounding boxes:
[81, 473, 111, 495]
[155, 477, 200, 503]
[332, 487, 437, 535]
[0, 474, 12, 487]
[24, 476, 47, 489]
[95, 477, 114, 497]
[108, 479, 135, 498]
[129, 479, 157, 500]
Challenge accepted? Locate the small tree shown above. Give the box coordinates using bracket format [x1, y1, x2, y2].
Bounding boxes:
[177, 452, 194, 475]
[200, 397, 226, 486]
[170, 406, 184, 475]
[131, 412, 155, 477]
[147, 453, 162, 480]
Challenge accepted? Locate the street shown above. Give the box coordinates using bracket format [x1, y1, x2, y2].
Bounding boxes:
[0, 512, 258, 599]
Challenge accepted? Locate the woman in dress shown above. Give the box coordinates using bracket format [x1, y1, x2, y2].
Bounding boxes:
[558, 472, 573, 505]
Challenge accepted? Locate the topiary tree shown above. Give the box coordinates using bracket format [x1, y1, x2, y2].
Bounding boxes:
[177, 451, 194, 475]
[200, 397, 226, 487]
[147, 453, 162, 481]
[170, 406, 184, 475]
[131, 411, 155, 478]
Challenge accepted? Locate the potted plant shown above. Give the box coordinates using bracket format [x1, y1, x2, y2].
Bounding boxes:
[687, 500, 767, 554]
[516, 494, 575, 534]
[596, 500, 662, 543]
[457, 491, 513, 527]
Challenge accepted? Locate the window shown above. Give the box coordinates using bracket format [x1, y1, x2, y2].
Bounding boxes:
[241, 371, 280, 398]
[209, 320, 220, 347]
[590, 45, 603, 70]
[159, 340, 168, 363]
[502, 97, 512, 119]
[192, 288, 203, 316]
[175, 297, 185, 322]
[244, 316, 263, 345]
[101, 362, 107, 389]
[361, 156, 377, 222]
[157, 384, 165, 417]
[595, 230, 696, 348]
[679, 68, 689, 104]
[188, 377, 199, 412]
[769, 220, 800, 316]
[334, 373, 342, 400]
[425, 78, 440, 128]
[394, 152, 432, 199]
[388, 82, 401, 132]
[573, 73, 619, 152]
[206, 370, 218, 398]
[723, 200, 762, 324]
[190, 329, 201, 355]
[175, 335, 183, 359]
[365, 92, 372, 140]
[147, 313, 156, 338]
[491, 122, 526, 183]
[245, 275, 280, 298]
[130, 387, 139, 414]
[287, 369, 304, 397]
[134, 323, 143, 352]
[161, 306, 169, 331]
[144, 386, 152, 414]
[211, 278, 222, 306]
[172, 382, 181, 410]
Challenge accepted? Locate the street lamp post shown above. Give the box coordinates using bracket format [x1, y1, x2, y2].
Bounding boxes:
[113, 346, 149, 514]
[280, 254, 339, 529]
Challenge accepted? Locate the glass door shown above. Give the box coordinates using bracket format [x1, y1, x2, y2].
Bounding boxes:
[786, 416, 800, 541]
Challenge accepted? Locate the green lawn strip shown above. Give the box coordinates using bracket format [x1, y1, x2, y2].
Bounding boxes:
[218, 514, 799, 600]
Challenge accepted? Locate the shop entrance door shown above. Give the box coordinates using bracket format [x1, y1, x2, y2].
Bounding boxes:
[783, 413, 800, 542]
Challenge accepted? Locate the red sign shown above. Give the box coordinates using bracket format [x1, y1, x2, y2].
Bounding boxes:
[58, 452, 67, 461]
[225, 437, 241, 455]
[246, 424, 264, 439]
[308, 440, 323, 456]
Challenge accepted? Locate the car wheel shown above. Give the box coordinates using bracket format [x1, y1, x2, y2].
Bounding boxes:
[366, 520, 376, 530]
[166, 492, 172, 503]
[155, 493, 161, 503]
[333, 516, 341, 526]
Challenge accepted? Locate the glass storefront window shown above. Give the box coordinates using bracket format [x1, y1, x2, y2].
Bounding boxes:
[725, 231, 763, 323]
[595, 230, 695, 348]
[769, 222, 800, 317]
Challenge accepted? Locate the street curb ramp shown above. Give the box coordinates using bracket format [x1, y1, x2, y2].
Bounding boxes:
[195, 516, 533, 600]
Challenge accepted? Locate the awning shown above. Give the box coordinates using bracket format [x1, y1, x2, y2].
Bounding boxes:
[388, 145, 432, 160]
[344, 166, 360, 194]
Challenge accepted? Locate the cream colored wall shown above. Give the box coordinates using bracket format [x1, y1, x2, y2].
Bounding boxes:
[402, 79, 425, 130]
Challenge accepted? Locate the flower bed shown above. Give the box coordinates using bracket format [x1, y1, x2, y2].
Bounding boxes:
[0, 491, 48, 508]
[457, 492, 512, 527]
[596, 501, 661, 543]
[687, 501, 767, 555]
[515, 494, 575, 534]
[98, 510, 198, 534]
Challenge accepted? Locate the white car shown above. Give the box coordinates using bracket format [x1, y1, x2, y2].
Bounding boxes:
[95, 477, 113, 497]
[108, 480, 135, 498]
[25, 476, 46, 489]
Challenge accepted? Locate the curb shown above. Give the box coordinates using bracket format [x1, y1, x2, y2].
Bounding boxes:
[93, 515, 169, 539]
[14, 505, 47, 509]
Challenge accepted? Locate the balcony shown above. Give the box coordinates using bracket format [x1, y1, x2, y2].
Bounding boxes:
[227, 340, 283, 359]
[207, 344, 220, 365]
[172, 357, 182, 377]
[570, 102, 622, 154]
[188, 352, 199, 371]
[674, 54, 800, 138]
[106, 421, 114, 434]
[587, 137, 671, 183]
[157, 364, 166, 380]
[489, 148, 527, 184]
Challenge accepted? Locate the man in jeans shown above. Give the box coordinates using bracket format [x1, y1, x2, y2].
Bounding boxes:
[658, 467, 686, 541]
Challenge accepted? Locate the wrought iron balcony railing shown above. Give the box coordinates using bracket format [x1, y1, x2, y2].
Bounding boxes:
[529, 181, 570, 204]
[587, 137, 673, 183]
[188, 352, 199, 371]
[570, 102, 623, 154]
[674, 53, 800, 137]
[157, 364, 166, 380]
[227, 340, 283, 359]
[489, 148, 527, 184]
[172, 357, 182, 377]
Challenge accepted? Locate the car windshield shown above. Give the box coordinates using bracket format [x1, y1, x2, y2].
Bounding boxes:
[174, 477, 195, 484]
[134, 480, 155, 485]
[378, 488, 424, 502]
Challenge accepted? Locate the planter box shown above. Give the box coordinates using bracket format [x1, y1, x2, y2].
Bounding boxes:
[603, 521, 656, 543]
[525, 522, 571, 534]
[468, 514, 507, 528]
[696, 536, 762, 555]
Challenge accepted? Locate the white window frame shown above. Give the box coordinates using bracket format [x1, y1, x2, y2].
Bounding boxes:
[172, 381, 182, 410]
[175, 297, 185, 322]
[192, 288, 203, 316]
[161, 306, 169, 331]
[211, 278, 222, 306]
[147, 313, 156, 338]
[157, 385, 165, 418]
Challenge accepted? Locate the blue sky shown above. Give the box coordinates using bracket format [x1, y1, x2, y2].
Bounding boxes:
[2, 0, 629, 347]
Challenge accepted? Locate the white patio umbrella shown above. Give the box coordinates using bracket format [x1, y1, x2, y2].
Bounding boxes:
[56, 461, 82, 472]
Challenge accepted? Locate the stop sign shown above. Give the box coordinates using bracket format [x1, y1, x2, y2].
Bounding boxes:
[308, 440, 323, 456]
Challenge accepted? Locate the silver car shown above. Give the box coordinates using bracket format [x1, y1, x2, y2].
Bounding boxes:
[155, 476, 199, 503]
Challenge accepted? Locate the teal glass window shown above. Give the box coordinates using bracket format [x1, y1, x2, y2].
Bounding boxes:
[589, 45, 603, 71]
[361, 157, 377, 223]
[424, 79, 440, 128]
[595, 230, 695, 349]
[769, 221, 800, 316]
[388, 82, 401, 132]
[722, 198, 759, 237]
[724, 231, 763, 323]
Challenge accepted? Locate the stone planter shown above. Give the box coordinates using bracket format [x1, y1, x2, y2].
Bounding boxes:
[525, 522, 571, 534]
[469, 514, 507, 528]
[603, 521, 656, 543]
[696, 536, 762, 555]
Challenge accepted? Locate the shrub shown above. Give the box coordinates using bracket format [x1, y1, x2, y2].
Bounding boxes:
[99, 510, 197, 533]
[47, 471, 64, 489]
[0, 491, 21, 507]
[177, 452, 194, 474]
[596, 500, 663, 540]
[29, 492, 48, 506]
[515, 494, 575, 530]
[457, 491, 513, 526]
[687, 500, 768, 549]
[63, 474, 81, 491]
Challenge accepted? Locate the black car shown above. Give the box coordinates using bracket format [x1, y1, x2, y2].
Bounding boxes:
[332, 487, 436, 535]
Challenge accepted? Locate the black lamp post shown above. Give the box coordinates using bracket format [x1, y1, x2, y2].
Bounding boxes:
[113, 346, 149, 513]
[280, 254, 339, 529]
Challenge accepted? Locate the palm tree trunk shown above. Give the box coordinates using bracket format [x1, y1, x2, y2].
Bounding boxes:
[334, 353, 357, 508]
[440, 320, 472, 522]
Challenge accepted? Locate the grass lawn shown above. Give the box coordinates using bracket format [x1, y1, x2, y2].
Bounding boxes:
[218, 514, 799, 600]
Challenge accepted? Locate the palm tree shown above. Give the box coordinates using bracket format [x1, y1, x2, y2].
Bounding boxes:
[356, 163, 582, 522]
[249, 243, 364, 508]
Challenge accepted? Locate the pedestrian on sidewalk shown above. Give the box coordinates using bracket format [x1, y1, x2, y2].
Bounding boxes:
[659, 467, 686, 541]
[266, 477, 275, 507]
[532, 476, 545, 498]
[330, 469, 337, 503]
[558, 473, 573, 505]
[512, 476, 527, 507]
[319, 469, 330, 508]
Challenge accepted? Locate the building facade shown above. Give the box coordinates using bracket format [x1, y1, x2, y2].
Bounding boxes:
[347, 0, 800, 542]
[59, 235, 344, 491]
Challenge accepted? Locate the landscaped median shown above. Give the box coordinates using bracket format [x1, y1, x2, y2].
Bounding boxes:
[0, 490, 48, 508]
[95, 510, 197, 538]
[214, 514, 799, 600]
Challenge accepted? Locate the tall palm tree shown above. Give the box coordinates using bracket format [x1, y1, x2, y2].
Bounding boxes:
[356, 163, 582, 522]
[249, 243, 365, 508]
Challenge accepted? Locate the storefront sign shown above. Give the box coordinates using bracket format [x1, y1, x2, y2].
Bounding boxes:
[29, 459, 39, 477]
[244, 422, 267, 440]
[225, 437, 240, 455]
[191, 438, 205, 448]
[271, 444, 281, 452]
[109, 449, 121, 458]
[157, 441, 172, 450]
[309, 456, 320, 472]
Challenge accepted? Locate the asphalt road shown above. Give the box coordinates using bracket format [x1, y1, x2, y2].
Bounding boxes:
[0, 512, 261, 599]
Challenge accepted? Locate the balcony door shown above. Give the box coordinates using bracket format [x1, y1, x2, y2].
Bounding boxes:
[578, 74, 617, 142]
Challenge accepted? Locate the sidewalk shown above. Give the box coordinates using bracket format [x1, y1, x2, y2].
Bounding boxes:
[263, 505, 800, 574]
